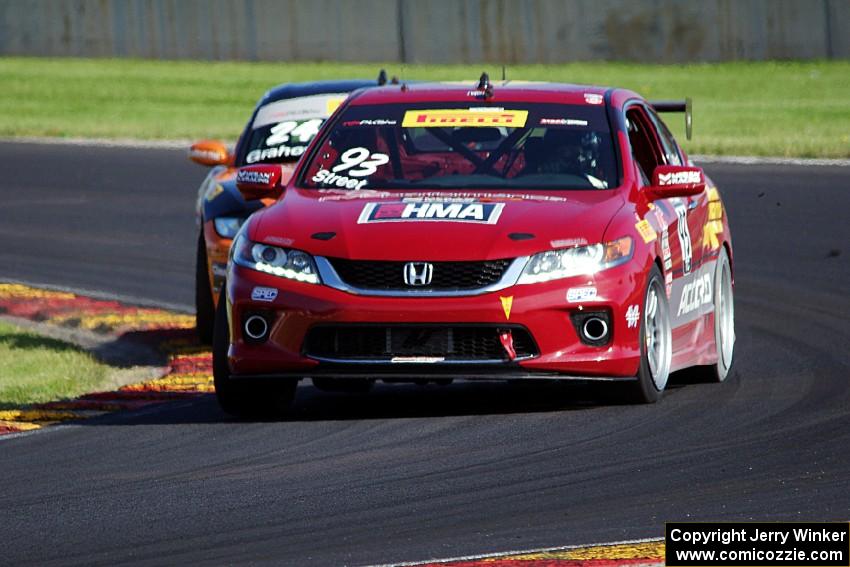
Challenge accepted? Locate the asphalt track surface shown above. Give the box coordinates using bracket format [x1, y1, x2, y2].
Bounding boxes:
[1, 141, 849, 566]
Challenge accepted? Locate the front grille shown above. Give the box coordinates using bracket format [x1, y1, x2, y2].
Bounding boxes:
[328, 258, 511, 290]
[304, 325, 538, 361]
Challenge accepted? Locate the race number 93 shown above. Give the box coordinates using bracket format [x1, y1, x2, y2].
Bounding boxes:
[332, 147, 389, 178]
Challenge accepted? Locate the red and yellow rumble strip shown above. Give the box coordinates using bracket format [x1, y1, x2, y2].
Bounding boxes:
[412, 540, 664, 567]
[0, 283, 212, 435]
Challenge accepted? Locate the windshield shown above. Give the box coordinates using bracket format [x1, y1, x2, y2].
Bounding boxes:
[243, 93, 347, 165]
[299, 102, 617, 191]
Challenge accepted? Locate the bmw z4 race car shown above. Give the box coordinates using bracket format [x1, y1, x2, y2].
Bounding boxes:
[188, 75, 392, 342]
[213, 76, 735, 415]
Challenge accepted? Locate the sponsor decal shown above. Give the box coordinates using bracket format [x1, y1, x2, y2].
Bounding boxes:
[246, 144, 306, 164]
[566, 286, 597, 303]
[677, 273, 712, 316]
[205, 183, 224, 201]
[236, 169, 273, 185]
[401, 109, 528, 128]
[312, 169, 370, 190]
[252, 93, 347, 129]
[251, 286, 278, 302]
[658, 170, 701, 185]
[665, 271, 673, 297]
[500, 296, 513, 320]
[358, 201, 504, 224]
[635, 219, 657, 243]
[584, 93, 604, 105]
[539, 118, 589, 126]
[342, 119, 397, 126]
[703, 219, 723, 250]
[318, 191, 567, 203]
[551, 237, 588, 248]
[707, 187, 720, 202]
[265, 236, 294, 246]
[673, 200, 692, 273]
[626, 304, 640, 328]
[708, 201, 723, 220]
[661, 226, 672, 270]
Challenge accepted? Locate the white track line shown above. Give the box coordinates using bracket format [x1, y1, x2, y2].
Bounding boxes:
[0, 277, 193, 314]
[2, 137, 848, 167]
[692, 154, 850, 167]
[0, 136, 192, 150]
[364, 536, 664, 567]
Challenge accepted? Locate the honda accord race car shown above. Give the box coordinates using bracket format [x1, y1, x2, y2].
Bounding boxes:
[188, 75, 392, 342]
[213, 75, 735, 415]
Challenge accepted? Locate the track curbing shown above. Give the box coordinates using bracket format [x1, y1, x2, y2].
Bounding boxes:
[368, 538, 664, 567]
[0, 282, 213, 435]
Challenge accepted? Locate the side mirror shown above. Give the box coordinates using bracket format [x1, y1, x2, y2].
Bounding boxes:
[235, 165, 284, 200]
[189, 140, 232, 166]
[646, 165, 706, 199]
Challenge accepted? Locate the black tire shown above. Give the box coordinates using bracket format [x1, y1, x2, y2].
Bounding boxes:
[195, 232, 215, 345]
[624, 265, 672, 403]
[312, 377, 375, 393]
[213, 289, 297, 417]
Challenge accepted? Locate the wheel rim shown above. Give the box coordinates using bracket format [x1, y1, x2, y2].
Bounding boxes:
[644, 280, 672, 391]
[717, 259, 735, 371]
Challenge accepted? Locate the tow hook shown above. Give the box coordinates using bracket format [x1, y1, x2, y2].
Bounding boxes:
[498, 329, 517, 361]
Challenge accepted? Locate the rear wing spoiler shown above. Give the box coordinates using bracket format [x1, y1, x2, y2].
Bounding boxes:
[650, 98, 692, 140]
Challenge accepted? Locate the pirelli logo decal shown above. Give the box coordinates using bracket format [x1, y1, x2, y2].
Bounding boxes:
[401, 109, 528, 128]
[358, 201, 505, 224]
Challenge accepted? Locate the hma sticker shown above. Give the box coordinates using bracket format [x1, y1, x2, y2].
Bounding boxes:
[358, 201, 505, 224]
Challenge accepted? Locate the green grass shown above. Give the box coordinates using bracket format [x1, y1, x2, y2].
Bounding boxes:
[0, 57, 848, 157]
[0, 321, 110, 406]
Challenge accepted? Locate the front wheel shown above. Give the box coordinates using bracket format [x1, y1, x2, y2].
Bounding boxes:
[212, 289, 297, 417]
[625, 265, 672, 403]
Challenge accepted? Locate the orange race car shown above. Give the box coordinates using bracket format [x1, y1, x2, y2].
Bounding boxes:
[189, 75, 389, 342]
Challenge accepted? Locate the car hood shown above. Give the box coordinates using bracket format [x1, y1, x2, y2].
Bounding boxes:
[249, 188, 626, 261]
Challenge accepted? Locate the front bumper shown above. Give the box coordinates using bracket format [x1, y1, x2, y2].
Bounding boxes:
[224, 262, 646, 380]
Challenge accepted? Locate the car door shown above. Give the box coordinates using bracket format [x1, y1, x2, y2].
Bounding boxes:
[645, 108, 710, 282]
[625, 103, 706, 322]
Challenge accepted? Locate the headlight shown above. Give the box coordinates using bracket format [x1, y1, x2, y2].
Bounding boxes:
[213, 216, 245, 238]
[231, 234, 320, 284]
[518, 237, 633, 284]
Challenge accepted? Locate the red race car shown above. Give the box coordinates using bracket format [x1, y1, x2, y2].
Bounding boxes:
[213, 76, 735, 415]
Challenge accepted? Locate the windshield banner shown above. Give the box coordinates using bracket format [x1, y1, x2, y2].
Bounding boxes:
[401, 109, 528, 128]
